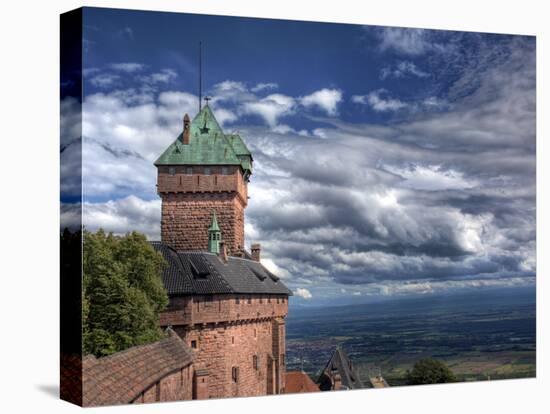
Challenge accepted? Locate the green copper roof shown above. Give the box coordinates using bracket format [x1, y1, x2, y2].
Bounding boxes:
[208, 211, 220, 232]
[154, 105, 252, 173]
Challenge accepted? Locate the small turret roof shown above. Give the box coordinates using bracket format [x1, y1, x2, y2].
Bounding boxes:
[208, 211, 220, 232]
[154, 105, 252, 174]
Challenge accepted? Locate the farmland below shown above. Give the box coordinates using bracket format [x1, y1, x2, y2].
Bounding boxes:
[286, 287, 536, 386]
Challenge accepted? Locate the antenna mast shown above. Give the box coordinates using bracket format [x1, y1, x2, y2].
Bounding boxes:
[199, 41, 202, 111]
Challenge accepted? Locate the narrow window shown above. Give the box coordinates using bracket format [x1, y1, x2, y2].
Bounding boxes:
[248, 297, 252, 304]
[232, 366, 239, 382]
[276, 298, 280, 304]
[232, 336, 235, 345]
[179, 176, 182, 185]
[254, 328, 257, 338]
[259, 297, 263, 304]
[236, 297, 240, 304]
[214, 175, 218, 185]
[268, 297, 271, 304]
[253, 355, 258, 370]
[281, 354, 285, 366]
[191, 340, 197, 349]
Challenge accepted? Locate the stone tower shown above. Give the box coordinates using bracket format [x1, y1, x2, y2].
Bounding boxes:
[155, 105, 252, 254]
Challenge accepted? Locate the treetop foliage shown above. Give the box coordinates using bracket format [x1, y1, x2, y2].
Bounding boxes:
[83, 229, 168, 357]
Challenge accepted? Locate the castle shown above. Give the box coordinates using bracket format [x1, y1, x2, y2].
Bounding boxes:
[76, 102, 378, 407]
[151, 103, 292, 400]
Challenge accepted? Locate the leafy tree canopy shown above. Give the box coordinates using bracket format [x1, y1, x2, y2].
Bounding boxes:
[406, 358, 457, 385]
[83, 229, 168, 357]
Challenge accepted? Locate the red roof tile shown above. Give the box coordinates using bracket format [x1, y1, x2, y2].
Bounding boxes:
[285, 371, 320, 394]
[82, 329, 194, 406]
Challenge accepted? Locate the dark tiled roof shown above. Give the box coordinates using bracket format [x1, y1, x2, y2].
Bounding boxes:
[151, 242, 292, 296]
[82, 329, 194, 407]
[319, 346, 364, 390]
[285, 371, 320, 394]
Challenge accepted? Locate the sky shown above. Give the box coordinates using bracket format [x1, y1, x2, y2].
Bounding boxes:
[61, 7, 536, 306]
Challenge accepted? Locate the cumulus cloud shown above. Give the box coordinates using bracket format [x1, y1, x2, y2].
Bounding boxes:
[243, 93, 296, 127]
[300, 88, 342, 116]
[294, 288, 313, 299]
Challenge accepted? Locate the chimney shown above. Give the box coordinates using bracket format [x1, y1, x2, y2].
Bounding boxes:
[251, 243, 261, 262]
[219, 241, 228, 263]
[182, 113, 191, 144]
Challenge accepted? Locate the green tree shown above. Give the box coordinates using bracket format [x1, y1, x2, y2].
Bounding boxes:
[83, 229, 168, 357]
[406, 358, 457, 385]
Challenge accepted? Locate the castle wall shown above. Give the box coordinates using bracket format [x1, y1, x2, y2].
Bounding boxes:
[160, 295, 289, 327]
[160, 192, 245, 255]
[164, 294, 288, 399]
[132, 365, 193, 404]
[158, 166, 247, 255]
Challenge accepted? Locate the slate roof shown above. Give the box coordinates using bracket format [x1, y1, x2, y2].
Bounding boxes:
[154, 105, 252, 174]
[319, 346, 364, 390]
[151, 241, 292, 296]
[82, 328, 194, 407]
[285, 371, 320, 394]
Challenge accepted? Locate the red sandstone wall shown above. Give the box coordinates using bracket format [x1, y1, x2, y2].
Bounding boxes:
[160, 193, 245, 254]
[132, 365, 193, 404]
[160, 295, 288, 327]
[166, 294, 288, 399]
[157, 166, 248, 255]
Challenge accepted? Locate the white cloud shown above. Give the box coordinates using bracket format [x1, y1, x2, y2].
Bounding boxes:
[82, 89, 198, 198]
[243, 93, 295, 127]
[312, 128, 327, 139]
[137, 68, 178, 84]
[385, 164, 477, 191]
[213, 107, 238, 127]
[261, 258, 291, 279]
[380, 61, 429, 79]
[251, 82, 278, 93]
[353, 89, 408, 112]
[109, 62, 146, 72]
[294, 287, 313, 299]
[300, 88, 342, 116]
[80, 196, 161, 240]
[378, 27, 446, 55]
[90, 73, 120, 88]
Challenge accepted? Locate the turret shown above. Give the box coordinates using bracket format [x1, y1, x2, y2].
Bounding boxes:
[208, 212, 221, 254]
